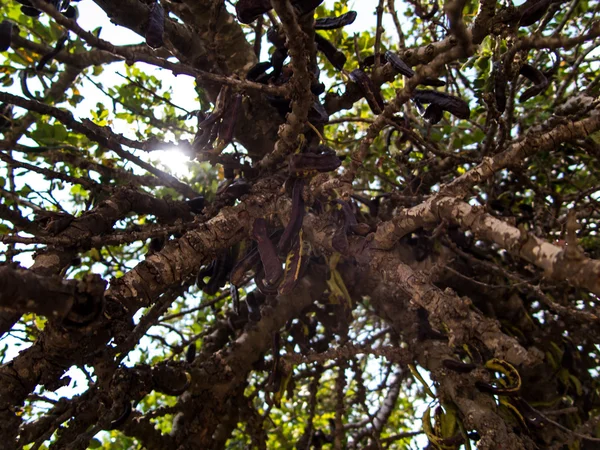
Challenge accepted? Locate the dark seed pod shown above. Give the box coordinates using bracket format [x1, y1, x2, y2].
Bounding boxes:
[349, 69, 386, 114]
[204, 252, 234, 295]
[236, 0, 272, 24]
[186, 196, 205, 214]
[384, 51, 415, 78]
[519, 64, 549, 102]
[311, 81, 326, 95]
[36, 33, 68, 71]
[412, 89, 470, 120]
[360, 54, 386, 69]
[270, 48, 288, 80]
[292, 0, 324, 15]
[279, 231, 311, 295]
[442, 359, 477, 373]
[0, 21, 13, 52]
[185, 343, 196, 363]
[255, 269, 279, 296]
[107, 402, 132, 430]
[196, 260, 216, 289]
[420, 77, 446, 87]
[423, 104, 444, 124]
[475, 380, 519, 396]
[247, 61, 272, 82]
[289, 152, 342, 177]
[230, 284, 240, 315]
[314, 11, 357, 30]
[278, 178, 305, 254]
[519, 63, 547, 85]
[266, 26, 286, 50]
[21, 6, 41, 17]
[415, 1, 439, 20]
[520, 84, 548, 103]
[246, 292, 262, 322]
[519, 0, 552, 27]
[218, 93, 242, 145]
[158, 371, 192, 396]
[145, 3, 165, 49]
[252, 219, 283, 286]
[315, 33, 346, 71]
[63, 5, 77, 19]
[493, 61, 507, 113]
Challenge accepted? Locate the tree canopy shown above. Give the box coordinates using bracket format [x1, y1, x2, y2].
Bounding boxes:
[1, 0, 600, 448]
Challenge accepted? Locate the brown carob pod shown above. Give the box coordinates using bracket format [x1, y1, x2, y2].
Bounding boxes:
[315, 33, 346, 71]
[278, 178, 305, 255]
[384, 51, 415, 78]
[0, 21, 13, 52]
[292, 0, 324, 15]
[245, 291, 262, 322]
[423, 103, 444, 124]
[185, 343, 196, 363]
[236, 0, 272, 24]
[493, 61, 507, 112]
[230, 284, 240, 315]
[413, 89, 470, 120]
[519, 63, 549, 102]
[421, 77, 446, 87]
[252, 219, 283, 286]
[519, 0, 552, 27]
[246, 61, 272, 82]
[279, 230, 312, 295]
[217, 94, 242, 145]
[315, 11, 357, 30]
[289, 152, 342, 177]
[145, 2, 164, 49]
[442, 359, 477, 373]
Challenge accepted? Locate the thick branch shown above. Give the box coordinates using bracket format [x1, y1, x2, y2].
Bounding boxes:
[0, 267, 105, 320]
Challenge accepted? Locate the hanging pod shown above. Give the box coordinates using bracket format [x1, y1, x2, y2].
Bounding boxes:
[146, 2, 165, 49]
[0, 21, 14, 52]
[314, 11, 357, 30]
[518, 63, 549, 102]
[412, 89, 470, 120]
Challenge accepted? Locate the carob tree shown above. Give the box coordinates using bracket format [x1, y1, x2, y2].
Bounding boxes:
[1, 0, 600, 448]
